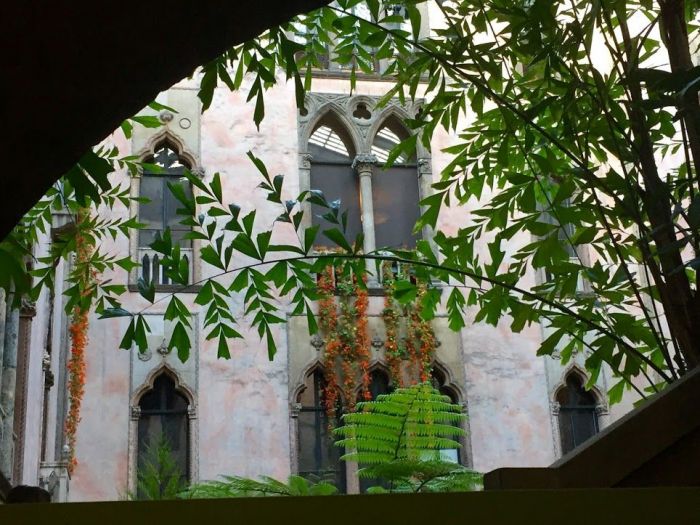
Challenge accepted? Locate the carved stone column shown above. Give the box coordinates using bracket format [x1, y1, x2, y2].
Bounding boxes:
[0, 299, 20, 479]
[289, 402, 301, 475]
[187, 405, 198, 484]
[417, 158, 437, 245]
[550, 401, 563, 458]
[299, 153, 313, 230]
[126, 405, 141, 495]
[352, 154, 378, 285]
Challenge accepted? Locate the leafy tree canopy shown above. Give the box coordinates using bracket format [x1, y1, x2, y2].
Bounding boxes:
[4, 0, 700, 406]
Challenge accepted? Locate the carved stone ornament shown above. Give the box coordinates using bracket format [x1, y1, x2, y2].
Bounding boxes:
[371, 335, 384, 350]
[290, 402, 303, 418]
[299, 153, 313, 169]
[159, 110, 175, 123]
[137, 347, 152, 362]
[191, 166, 206, 179]
[550, 401, 561, 416]
[130, 405, 142, 420]
[310, 334, 324, 351]
[157, 339, 171, 356]
[417, 158, 432, 175]
[20, 297, 37, 317]
[595, 404, 608, 417]
[352, 154, 377, 173]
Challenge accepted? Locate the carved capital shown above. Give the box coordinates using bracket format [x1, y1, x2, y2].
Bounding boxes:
[299, 153, 313, 169]
[20, 297, 37, 317]
[130, 405, 141, 420]
[417, 158, 432, 176]
[595, 404, 608, 417]
[191, 166, 206, 179]
[352, 154, 377, 174]
[290, 402, 303, 418]
[310, 334, 324, 351]
[550, 401, 561, 416]
[187, 406, 198, 419]
[159, 110, 175, 124]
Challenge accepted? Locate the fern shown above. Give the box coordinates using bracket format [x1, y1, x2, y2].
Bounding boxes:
[129, 434, 188, 500]
[183, 475, 338, 498]
[335, 382, 482, 492]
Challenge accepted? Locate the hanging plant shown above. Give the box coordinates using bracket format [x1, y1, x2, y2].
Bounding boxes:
[64, 208, 96, 474]
[318, 264, 371, 421]
[317, 261, 436, 423]
[381, 262, 437, 386]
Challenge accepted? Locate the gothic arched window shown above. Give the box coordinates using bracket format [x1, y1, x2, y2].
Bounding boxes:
[309, 117, 362, 247]
[139, 143, 193, 284]
[137, 373, 190, 492]
[371, 117, 420, 249]
[431, 367, 462, 465]
[556, 373, 599, 454]
[297, 369, 346, 492]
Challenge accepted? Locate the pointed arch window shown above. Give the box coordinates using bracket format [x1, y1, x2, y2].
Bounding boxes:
[371, 117, 420, 249]
[431, 367, 462, 465]
[137, 373, 190, 493]
[138, 143, 194, 285]
[297, 369, 346, 491]
[556, 373, 599, 454]
[309, 117, 362, 248]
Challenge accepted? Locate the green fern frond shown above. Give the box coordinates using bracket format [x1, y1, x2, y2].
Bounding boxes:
[183, 474, 338, 498]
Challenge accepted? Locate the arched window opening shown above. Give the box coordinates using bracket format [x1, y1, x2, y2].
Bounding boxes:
[309, 117, 362, 248]
[137, 373, 190, 496]
[431, 367, 462, 465]
[556, 373, 599, 455]
[297, 369, 346, 492]
[139, 143, 193, 284]
[359, 369, 394, 493]
[371, 117, 420, 249]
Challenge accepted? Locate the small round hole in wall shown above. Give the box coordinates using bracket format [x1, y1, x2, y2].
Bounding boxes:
[353, 103, 371, 120]
[179, 117, 191, 129]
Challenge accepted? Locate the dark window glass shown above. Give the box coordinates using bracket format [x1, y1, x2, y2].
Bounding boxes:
[137, 374, 190, 495]
[371, 119, 420, 249]
[138, 145, 193, 248]
[557, 374, 599, 455]
[309, 121, 362, 248]
[297, 370, 346, 492]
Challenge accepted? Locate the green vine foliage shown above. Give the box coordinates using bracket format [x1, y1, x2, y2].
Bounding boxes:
[334, 382, 481, 492]
[9, 0, 700, 407]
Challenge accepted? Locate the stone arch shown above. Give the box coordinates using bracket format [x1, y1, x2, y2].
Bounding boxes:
[291, 358, 326, 405]
[551, 364, 606, 408]
[431, 359, 465, 403]
[367, 104, 428, 159]
[135, 129, 200, 172]
[127, 363, 198, 494]
[300, 104, 362, 156]
[130, 363, 196, 408]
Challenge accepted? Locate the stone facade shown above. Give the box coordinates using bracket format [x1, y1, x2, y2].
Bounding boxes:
[1, 58, 641, 504]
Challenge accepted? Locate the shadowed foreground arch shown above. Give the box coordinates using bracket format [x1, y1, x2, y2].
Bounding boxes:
[2, 0, 330, 240]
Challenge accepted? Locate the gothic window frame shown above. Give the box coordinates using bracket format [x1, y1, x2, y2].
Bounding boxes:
[290, 364, 349, 493]
[127, 365, 198, 495]
[298, 93, 434, 287]
[550, 366, 608, 458]
[129, 131, 204, 292]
